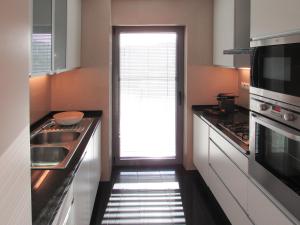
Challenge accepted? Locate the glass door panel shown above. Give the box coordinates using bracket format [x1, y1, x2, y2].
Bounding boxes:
[255, 123, 300, 195]
[119, 32, 177, 159]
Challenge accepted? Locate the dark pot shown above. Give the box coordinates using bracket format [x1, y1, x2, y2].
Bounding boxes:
[216, 93, 237, 114]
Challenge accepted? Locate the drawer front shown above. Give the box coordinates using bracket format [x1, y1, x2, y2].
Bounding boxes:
[247, 179, 295, 225]
[208, 165, 253, 225]
[210, 128, 248, 173]
[193, 115, 202, 172]
[52, 184, 74, 225]
[210, 140, 248, 210]
[193, 115, 210, 183]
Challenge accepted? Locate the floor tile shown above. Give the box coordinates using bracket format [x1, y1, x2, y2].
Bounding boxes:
[90, 166, 231, 225]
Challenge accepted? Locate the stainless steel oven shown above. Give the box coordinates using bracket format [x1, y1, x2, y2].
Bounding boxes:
[250, 102, 300, 219]
[250, 33, 300, 221]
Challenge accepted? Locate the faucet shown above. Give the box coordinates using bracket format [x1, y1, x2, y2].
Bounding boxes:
[30, 119, 56, 139]
[41, 119, 56, 130]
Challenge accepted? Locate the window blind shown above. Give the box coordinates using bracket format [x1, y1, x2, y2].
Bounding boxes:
[32, 31, 52, 74]
[119, 32, 177, 158]
[120, 33, 176, 98]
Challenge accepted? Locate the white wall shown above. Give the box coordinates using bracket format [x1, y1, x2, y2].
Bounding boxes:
[0, 0, 32, 224]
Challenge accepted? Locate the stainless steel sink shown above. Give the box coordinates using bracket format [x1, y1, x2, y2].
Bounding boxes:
[30, 118, 93, 170]
[31, 131, 80, 145]
[31, 146, 69, 167]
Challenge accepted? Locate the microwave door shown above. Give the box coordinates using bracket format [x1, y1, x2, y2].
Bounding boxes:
[250, 42, 300, 106]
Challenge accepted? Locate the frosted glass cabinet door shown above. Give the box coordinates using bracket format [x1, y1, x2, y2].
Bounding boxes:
[54, 0, 67, 71]
[32, 0, 53, 74]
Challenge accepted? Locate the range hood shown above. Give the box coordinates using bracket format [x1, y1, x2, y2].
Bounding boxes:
[223, 48, 253, 55]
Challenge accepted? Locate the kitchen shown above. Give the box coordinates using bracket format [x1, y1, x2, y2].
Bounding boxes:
[1, 0, 300, 224]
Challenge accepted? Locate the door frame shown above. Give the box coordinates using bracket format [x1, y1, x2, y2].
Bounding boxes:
[112, 26, 185, 166]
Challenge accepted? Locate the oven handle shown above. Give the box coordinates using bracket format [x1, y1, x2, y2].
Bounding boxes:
[251, 113, 300, 141]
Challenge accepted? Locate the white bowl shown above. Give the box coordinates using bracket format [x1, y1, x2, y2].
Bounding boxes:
[53, 111, 84, 126]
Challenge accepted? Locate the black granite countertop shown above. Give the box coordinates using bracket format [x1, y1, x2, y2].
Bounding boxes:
[31, 111, 102, 225]
[192, 105, 249, 156]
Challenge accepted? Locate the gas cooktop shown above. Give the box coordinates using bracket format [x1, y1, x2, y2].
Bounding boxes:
[218, 121, 249, 146]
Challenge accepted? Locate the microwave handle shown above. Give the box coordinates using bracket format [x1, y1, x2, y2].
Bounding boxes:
[252, 113, 300, 142]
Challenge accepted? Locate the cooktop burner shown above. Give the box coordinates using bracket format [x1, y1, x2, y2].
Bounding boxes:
[218, 121, 249, 145]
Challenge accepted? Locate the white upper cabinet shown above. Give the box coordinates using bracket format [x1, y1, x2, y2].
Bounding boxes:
[32, 0, 53, 75]
[251, 0, 300, 40]
[213, 0, 250, 68]
[31, 0, 81, 76]
[54, 0, 68, 72]
[67, 0, 82, 70]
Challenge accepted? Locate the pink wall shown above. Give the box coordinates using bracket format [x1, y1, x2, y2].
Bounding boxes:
[51, 68, 107, 110]
[184, 65, 239, 169]
[29, 75, 51, 124]
[51, 68, 111, 181]
[29, 66, 246, 173]
[237, 68, 250, 109]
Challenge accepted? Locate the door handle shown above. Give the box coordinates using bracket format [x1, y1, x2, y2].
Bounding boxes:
[252, 113, 300, 141]
[178, 91, 182, 105]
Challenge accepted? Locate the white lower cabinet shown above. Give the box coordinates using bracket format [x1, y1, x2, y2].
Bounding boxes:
[52, 184, 74, 225]
[73, 140, 92, 225]
[193, 115, 210, 184]
[210, 140, 248, 210]
[210, 128, 248, 174]
[192, 113, 297, 225]
[247, 179, 295, 225]
[53, 122, 102, 225]
[208, 165, 253, 225]
[90, 124, 101, 208]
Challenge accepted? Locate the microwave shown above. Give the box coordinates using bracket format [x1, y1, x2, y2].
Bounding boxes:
[250, 33, 300, 106]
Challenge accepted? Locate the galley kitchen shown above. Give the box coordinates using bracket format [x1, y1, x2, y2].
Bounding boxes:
[1, 0, 300, 225]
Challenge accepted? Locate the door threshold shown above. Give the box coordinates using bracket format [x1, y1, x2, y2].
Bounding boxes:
[115, 158, 180, 166]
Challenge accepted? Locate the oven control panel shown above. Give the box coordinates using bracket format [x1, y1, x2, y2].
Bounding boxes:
[250, 96, 300, 129]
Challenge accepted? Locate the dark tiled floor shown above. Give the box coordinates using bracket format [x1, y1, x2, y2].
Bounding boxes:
[90, 166, 231, 225]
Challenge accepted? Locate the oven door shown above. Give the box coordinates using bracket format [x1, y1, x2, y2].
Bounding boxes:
[249, 112, 300, 220]
[251, 42, 300, 106]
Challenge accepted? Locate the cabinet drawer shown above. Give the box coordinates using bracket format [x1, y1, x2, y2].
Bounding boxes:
[52, 184, 74, 225]
[210, 141, 248, 210]
[208, 165, 253, 225]
[210, 128, 248, 173]
[193, 115, 210, 184]
[247, 179, 295, 225]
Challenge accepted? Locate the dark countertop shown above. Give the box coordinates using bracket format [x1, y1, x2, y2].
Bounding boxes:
[192, 105, 249, 156]
[31, 111, 102, 225]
